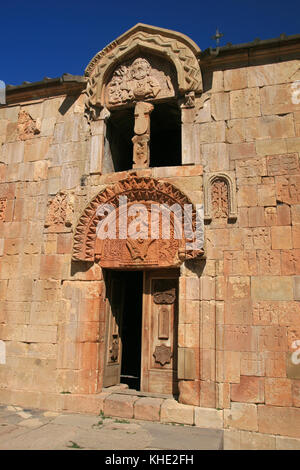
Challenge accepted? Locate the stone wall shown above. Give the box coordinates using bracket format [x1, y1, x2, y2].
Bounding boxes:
[0, 50, 300, 446]
[195, 58, 300, 439]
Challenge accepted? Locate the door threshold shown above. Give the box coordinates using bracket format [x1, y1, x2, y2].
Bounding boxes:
[103, 385, 177, 400]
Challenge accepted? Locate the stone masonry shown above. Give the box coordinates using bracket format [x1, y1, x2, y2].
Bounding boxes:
[0, 24, 300, 449]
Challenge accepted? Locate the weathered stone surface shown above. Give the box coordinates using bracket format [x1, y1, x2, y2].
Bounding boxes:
[103, 394, 137, 419]
[258, 405, 300, 437]
[265, 378, 292, 406]
[160, 399, 194, 425]
[134, 397, 163, 422]
[231, 376, 264, 403]
[251, 276, 294, 301]
[224, 402, 258, 431]
[276, 436, 300, 450]
[194, 407, 223, 429]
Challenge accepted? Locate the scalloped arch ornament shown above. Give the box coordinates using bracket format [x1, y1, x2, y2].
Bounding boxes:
[72, 176, 204, 268]
[85, 23, 202, 110]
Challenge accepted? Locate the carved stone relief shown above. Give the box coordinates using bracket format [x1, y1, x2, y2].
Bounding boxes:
[204, 172, 237, 222]
[153, 279, 176, 304]
[105, 57, 174, 107]
[84, 24, 202, 111]
[132, 101, 153, 169]
[73, 176, 203, 266]
[17, 110, 40, 141]
[153, 344, 172, 366]
[211, 178, 229, 219]
[44, 191, 74, 233]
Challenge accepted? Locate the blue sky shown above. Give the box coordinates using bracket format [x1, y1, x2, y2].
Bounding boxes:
[1, 0, 299, 85]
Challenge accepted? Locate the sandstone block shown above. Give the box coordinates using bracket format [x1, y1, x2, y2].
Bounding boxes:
[251, 276, 293, 301]
[24, 138, 50, 162]
[237, 185, 258, 207]
[260, 83, 300, 115]
[229, 142, 256, 160]
[224, 68, 247, 91]
[103, 394, 137, 419]
[294, 276, 300, 300]
[211, 92, 230, 121]
[276, 436, 300, 450]
[194, 407, 223, 429]
[160, 399, 194, 425]
[265, 378, 292, 406]
[258, 405, 300, 437]
[256, 138, 287, 156]
[178, 379, 200, 405]
[134, 397, 163, 422]
[230, 88, 260, 119]
[231, 376, 264, 403]
[248, 206, 265, 227]
[257, 185, 276, 206]
[292, 225, 300, 249]
[224, 402, 258, 431]
[216, 350, 240, 383]
[271, 226, 292, 249]
[245, 115, 295, 141]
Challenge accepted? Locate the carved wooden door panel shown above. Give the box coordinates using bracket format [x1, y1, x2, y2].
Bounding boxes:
[103, 273, 125, 388]
[141, 270, 179, 395]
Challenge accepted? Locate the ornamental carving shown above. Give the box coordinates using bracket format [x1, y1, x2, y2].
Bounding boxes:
[85, 23, 202, 112]
[204, 172, 237, 222]
[106, 57, 175, 107]
[132, 101, 153, 169]
[153, 344, 172, 366]
[72, 175, 204, 267]
[153, 279, 176, 304]
[17, 110, 40, 141]
[44, 192, 74, 233]
[211, 178, 229, 219]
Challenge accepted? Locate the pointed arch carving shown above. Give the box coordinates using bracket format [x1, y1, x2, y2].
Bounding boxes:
[85, 23, 202, 111]
[204, 172, 237, 222]
[72, 175, 204, 268]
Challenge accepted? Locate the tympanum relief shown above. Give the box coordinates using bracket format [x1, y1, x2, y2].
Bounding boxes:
[105, 56, 176, 108]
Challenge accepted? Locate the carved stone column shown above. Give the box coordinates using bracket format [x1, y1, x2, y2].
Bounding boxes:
[132, 101, 153, 169]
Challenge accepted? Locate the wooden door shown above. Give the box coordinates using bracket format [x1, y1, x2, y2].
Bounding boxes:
[141, 270, 179, 395]
[103, 272, 125, 388]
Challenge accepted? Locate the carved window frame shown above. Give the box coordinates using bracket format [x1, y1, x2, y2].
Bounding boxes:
[204, 172, 237, 222]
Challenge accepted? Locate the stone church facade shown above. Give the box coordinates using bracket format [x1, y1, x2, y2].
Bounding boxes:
[0, 24, 300, 448]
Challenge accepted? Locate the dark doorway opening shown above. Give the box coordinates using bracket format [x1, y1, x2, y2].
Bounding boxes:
[150, 101, 181, 168]
[120, 270, 143, 391]
[106, 108, 134, 172]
